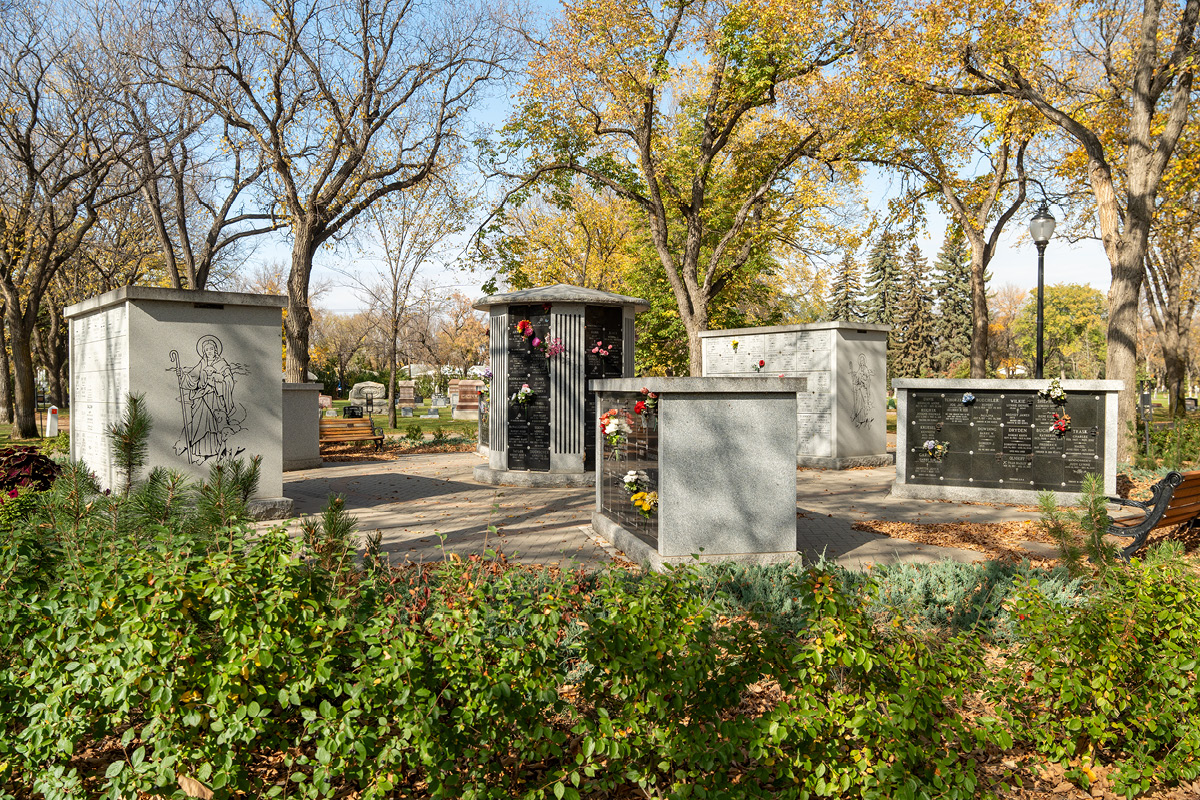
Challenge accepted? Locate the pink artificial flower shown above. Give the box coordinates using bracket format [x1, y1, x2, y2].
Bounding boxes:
[532, 337, 541, 347]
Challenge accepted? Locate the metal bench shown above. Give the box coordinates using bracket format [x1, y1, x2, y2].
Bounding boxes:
[1107, 470, 1200, 558]
[319, 417, 385, 451]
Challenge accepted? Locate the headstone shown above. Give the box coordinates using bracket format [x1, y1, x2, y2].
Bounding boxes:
[453, 380, 480, 420]
[318, 394, 332, 409]
[349, 381, 387, 412]
[64, 286, 287, 506]
[343, 405, 364, 418]
[325, 408, 337, 417]
[420, 412, 439, 419]
[401, 406, 414, 417]
[431, 393, 450, 408]
[394, 380, 416, 408]
[1187, 397, 1197, 412]
[448, 379, 461, 408]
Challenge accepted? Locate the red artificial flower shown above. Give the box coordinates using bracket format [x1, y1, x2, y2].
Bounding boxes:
[759, 359, 765, 367]
[634, 400, 646, 414]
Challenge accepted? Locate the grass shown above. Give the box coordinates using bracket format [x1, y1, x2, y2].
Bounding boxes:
[330, 399, 479, 438]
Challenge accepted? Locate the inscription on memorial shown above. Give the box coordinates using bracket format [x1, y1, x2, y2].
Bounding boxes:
[70, 306, 129, 489]
[507, 305, 551, 471]
[905, 388, 1106, 491]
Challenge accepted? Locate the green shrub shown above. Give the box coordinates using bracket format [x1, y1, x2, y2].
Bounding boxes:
[1036, 473, 1118, 574]
[403, 423, 424, 443]
[998, 543, 1200, 796]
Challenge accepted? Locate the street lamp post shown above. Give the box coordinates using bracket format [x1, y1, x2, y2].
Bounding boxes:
[1028, 203, 1056, 379]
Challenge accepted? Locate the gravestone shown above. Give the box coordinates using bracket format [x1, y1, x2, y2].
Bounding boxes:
[1187, 397, 1197, 412]
[64, 286, 290, 517]
[394, 380, 416, 408]
[431, 393, 450, 408]
[349, 381, 387, 412]
[448, 379, 461, 408]
[454, 380, 481, 420]
[318, 394, 332, 409]
[892, 379, 1122, 503]
[401, 407, 414, 418]
[699, 322, 890, 468]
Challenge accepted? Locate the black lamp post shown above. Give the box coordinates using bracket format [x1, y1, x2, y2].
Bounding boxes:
[1029, 203, 1056, 379]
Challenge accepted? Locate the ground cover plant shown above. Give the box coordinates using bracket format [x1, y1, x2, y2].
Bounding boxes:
[3, 456, 1200, 798]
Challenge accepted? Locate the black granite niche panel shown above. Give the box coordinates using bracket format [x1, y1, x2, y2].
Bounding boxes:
[584, 306, 626, 471]
[905, 388, 1106, 491]
[479, 396, 489, 447]
[598, 392, 659, 548]
[507, 304, 551, 471]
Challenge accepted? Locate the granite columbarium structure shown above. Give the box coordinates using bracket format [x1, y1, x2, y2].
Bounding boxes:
[473, 284, 647, 487]
[66, 286, 293, 518]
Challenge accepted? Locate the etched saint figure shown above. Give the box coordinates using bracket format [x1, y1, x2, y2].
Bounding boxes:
[170, 335, 249, 463]
[851, 353, 874, 427]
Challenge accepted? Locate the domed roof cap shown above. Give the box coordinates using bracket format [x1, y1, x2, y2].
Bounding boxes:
[473, 283, 649, 312]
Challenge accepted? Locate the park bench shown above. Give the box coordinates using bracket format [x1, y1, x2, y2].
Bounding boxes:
[319, 417, 384, 451]
[1107, 470, 1200, 558]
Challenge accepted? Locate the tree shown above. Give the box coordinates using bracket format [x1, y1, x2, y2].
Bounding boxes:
[890, 243, 936, 378]
[827, 251, 862, 321]
[488, 185, 642, 292]
[311, 311, 371, 398]
[1014, 284, 1108, 379]
[496, 0, 858, 373]
[988, 283, 1028, 377]
[862, 232, 901, 325]
[931, 224, 973, 373]
[354, 175, 469, 428]
[156, 0, 514, 381]
[0, 2, 132, 437]
[894, 0, 1200, 458]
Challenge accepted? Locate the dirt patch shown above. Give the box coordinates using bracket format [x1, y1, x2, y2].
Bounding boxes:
[852, 519, 1055, 562]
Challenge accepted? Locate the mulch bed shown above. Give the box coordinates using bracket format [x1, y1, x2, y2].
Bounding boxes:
[319, 440, 477, 462]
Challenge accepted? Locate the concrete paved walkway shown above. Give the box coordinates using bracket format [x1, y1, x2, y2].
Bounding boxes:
[279, 452, 1042, 569]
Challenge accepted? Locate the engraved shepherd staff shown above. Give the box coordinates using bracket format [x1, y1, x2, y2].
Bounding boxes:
[168, 350, 197, 464]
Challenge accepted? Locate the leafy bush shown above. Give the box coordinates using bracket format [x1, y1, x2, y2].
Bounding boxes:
[999, 543, 1200, 796]
[38, 432, 69, 456]
[403, 423, 423, 443]
[0, 445, 61, 493]
[1132, 413, 1200, 470]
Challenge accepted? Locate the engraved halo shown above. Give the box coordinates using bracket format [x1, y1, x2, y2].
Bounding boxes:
[196, 335, 222, 357]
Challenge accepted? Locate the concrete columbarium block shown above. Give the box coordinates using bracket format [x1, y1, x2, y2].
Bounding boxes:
[591, 377, 807, 569]
[699, 323, 890, 469]
[892, 378, 1122, 504]
[283, 382, 322, 471]
[65, 286, 291, 518]
[472, 284, 647, 487]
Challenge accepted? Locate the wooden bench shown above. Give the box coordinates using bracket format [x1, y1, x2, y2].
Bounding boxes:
[1107, 470, 1200, 558]
[319, 417, 384, 451]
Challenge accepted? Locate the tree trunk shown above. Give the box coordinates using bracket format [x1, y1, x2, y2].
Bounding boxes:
[284, 230, 316, 383]
[1105, 249, 1144, 462]
[0, 320, 12, 424]
[44, 307, 66, 408]
[6, 307, 39, 439]
[968, 247, 989, 377]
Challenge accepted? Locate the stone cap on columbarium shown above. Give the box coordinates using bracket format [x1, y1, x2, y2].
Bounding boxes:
[65, 285, 287, 319]
[472, 283, 650, 312]
[697, 320, 891, 338]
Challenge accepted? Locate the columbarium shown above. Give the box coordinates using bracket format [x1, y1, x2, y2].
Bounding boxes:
[473, 284, 647, 487]
[65, 286, 291, 517]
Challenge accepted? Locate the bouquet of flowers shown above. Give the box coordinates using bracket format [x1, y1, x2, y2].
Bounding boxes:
[591, 340, 611, 357]
[544, 337, 565, 358]
[962, 392, 975, 405]
[630, 490, 658, 519]
[634, 387, 659, 415]
[922, 439, 949, 460]
[511, 384, 534, 405]
[1038, 378, 1068, 404]
[599, 408, 633, 449]
[1050, 411, 1071, 437]
[752, 359, 765, 373]
[731, 339, 739, 352]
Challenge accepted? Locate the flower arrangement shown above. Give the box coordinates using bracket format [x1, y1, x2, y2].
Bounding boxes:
[591, 340, 611, 357]
[516, 319, 533, 337]
[1038, 378, 1068, 405]
[962, 392, 975, 405]
[1051, 411, 1071, 437]
[752, 359, 766, 373]
[635, 387, 659, 414]
[599, 408, 633, 450]
[543, 337, 565, 358]
[630, 490, 658, 519]
[922, 439, 949, 460]
[510, 384, 534, 405]
[731, 339, 739, 352]
[622, 470, 645, 493]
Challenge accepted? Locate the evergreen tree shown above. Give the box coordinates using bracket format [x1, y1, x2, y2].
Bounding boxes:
[827, 251, 862, 321]
[863, 232, 901, 325]
[890, 244, 937, 379]
[931, 225, 973, 373]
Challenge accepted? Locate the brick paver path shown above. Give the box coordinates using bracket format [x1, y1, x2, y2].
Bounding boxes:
[280, 452, 1042, 569]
